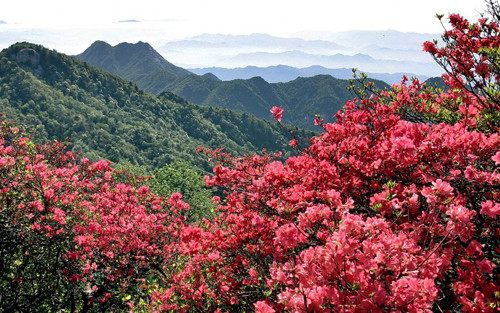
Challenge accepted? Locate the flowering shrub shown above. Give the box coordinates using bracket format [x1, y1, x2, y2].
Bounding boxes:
[422, 6, 499, 132]
[155, 91, 498, 312]
[148, 9, 499, 313]
[0, 119, 188, 311]
[1, 5, 499, 313]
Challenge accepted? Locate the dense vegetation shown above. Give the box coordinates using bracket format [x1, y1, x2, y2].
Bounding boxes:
[0, 2, 498, 312]
[77, 43, 389, 130]
[0, 42, 312, 171]
[149, 160, 216, 222]
[76, 41, 192, 93]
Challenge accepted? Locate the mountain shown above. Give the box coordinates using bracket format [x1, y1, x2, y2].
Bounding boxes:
[189, 65, 429, 85]
[223, 50, 441, 76]
[76, 41, 192, 94]
[155, 31, 441, 75]
[168, 74, 390, 130]
[160, 33, 345, 53]
[424, 76, 446, 89]
[77, 41, 390, 130]
[0, 42, 310, 171]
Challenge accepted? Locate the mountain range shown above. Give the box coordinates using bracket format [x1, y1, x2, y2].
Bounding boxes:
[156, 32, 441, 76]
[76, 41, 390, 130]
[221, 50, 439, 76]
[159, 33, 346, 54]
[189, 65, 429, 85]
[0, 42, 310, 171]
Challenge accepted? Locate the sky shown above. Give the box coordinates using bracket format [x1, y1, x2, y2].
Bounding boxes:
[0, 0, 488, 55]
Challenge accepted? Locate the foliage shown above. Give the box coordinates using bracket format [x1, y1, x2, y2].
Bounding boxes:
[77, 42, 389, 131]
[149, 161, 216, 222]
[0, 42, 304, 171]
[1, 4, 499, 313]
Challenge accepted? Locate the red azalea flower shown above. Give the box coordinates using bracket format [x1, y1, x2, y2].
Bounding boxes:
[270, 106, 284, 122]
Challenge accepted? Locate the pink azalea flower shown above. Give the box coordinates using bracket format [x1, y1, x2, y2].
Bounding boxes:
[270, 106, 284, 122]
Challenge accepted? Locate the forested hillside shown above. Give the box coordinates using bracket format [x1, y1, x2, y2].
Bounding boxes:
[77, 41, 389, 130]
[0, 1, 499, 312]
[0, 42, 311, 170]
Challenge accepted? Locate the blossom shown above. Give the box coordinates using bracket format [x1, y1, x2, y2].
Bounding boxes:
[254, 300, 275, 313]
[475, 63, 489, 77]
[423, 41, 438, 54]
[492, 151, 500, 165]
[270, 106, 284, 122]
[314, 118, 324, 126]
[480, 200, 500, 218]
[274, 223, 308, 249]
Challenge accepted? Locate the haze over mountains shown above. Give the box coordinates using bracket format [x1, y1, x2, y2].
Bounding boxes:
[157, 31, 442, 77]
[0, 25, 444, 81]
[76, 40, 390, 130]
[189, 65, 429, 85]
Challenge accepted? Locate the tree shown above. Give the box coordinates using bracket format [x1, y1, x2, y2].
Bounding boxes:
[422, 1, 499, 132]
[149, 161, 215, 222]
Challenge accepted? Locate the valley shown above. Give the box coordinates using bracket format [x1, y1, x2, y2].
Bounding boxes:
[76, 40, 392, 130]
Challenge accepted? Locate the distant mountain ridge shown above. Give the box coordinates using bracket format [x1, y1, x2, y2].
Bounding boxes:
[77, 41, 390, 130]
[189, 65, 429, 85]
[222, 50, 440, 76]
[157, 31, 441, 76]
[160, 33, 346, 51]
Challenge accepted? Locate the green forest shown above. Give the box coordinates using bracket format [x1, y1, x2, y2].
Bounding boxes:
[0, 1, 498, 311]
[76, 41, 389, 130]
[0, 42, 313, 171]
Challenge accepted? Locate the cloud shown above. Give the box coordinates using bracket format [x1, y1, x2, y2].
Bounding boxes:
[115, 19, 141, 23]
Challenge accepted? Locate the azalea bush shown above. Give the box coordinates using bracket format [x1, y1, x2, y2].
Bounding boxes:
[0, 4, 499, 313]
[0, 119, 189, 312]
[147, 7, 500, 313]
[421, 3, 499, 132]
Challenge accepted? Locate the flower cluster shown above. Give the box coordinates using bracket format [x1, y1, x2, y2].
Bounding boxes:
[148, 11, 499, 312]
[1, 8, 499, 313]
[162, 89, 498, 312]
[423, 11, 499, 132]
[0, 119, 188, 311]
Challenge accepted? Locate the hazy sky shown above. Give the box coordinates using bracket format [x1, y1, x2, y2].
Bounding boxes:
[0, 0, 488, 54]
